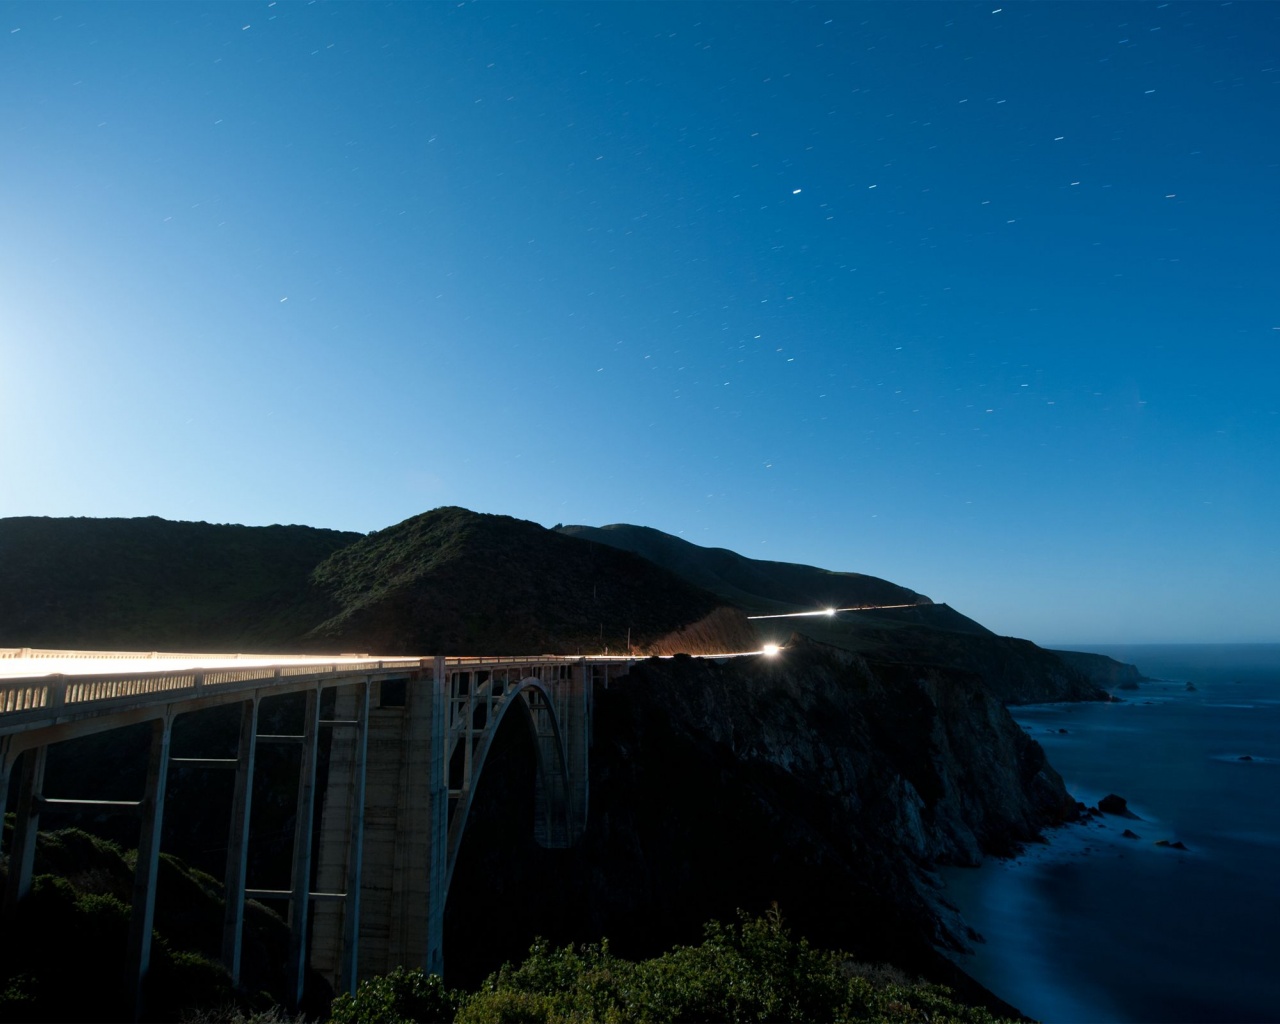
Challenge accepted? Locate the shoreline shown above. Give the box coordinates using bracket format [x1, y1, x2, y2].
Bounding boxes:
[940, 809, 1162, 1024]
[940, 653, 1280, 1024]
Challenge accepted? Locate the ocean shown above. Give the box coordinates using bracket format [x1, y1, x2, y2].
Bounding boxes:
[942, 644, 1280, 1024]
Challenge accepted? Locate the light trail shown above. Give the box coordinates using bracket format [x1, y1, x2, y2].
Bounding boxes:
[746, 603, 924, 621]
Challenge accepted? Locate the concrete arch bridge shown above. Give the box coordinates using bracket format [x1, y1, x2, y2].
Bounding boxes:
[0, 649, 631, 1014]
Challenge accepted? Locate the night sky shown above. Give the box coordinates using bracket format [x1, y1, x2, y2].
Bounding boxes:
[2, 1, 1277, 644]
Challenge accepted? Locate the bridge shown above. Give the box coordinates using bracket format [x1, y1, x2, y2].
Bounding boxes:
[0, 646, 655, 1016]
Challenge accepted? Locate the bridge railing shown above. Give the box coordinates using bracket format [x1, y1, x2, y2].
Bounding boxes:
[0, 659, 429, 740]
[0, 647, 275, 662]
[0, 679, 49, 714]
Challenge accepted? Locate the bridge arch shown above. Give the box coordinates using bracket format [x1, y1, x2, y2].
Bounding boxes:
[443, 677, 573, 893]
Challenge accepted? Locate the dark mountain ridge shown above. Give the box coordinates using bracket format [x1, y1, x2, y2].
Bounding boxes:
[556, 521, 1118, 705]
[557, 522, 928, 613]
[302, 506, 725, 655]
[0, 515, 358, 652]
[0, 509, 730, 656]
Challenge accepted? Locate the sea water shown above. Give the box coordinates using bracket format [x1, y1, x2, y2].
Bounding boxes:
[943, 644, 1280, 1023]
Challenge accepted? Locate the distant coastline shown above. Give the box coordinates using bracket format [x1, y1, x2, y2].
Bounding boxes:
[943, 643, 1280, 1023]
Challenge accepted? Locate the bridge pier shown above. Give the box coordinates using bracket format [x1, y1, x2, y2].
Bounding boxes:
[221, 697, 259, 987]
[127, 717, 173, 1021]
[2, 743, 47, 916]
[310, 679, 372, 994]
[0, 737, 12, 847]
[311, 657, 448, 987]
[338, 680, 371, 993]
[284, 687, 322, 1007]
[310, 656, 606, 993]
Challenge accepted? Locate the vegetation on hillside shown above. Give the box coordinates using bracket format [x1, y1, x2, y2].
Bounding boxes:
[329, 909, 1017, 1024]
[0, 508, 730, 657]
[0, 516, 357, 651]
[303, 507, 723, 655]
[0, 819, 1017, 1024]
[0, 823, 308, 1023]
[556, 523, 927, 615]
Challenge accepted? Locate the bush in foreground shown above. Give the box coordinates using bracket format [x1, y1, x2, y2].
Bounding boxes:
[330, 908, 1015, 1024]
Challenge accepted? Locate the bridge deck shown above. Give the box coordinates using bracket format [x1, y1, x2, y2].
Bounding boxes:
[0, 648, 631, 744]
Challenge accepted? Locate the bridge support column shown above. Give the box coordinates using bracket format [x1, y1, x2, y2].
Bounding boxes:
[340, 680, 371, 994]
[311, 679, 371, 995]
[0, 737, 13, 853]
[566, 662, 591, 843]
[387, 660, 446, 975]
[313, 659, 447, 986]
[221, 697, 259, 987]
[286, 686, 322, 1008]
[127, 716, 173, 1021]
[426, 655, 447, 977]
[3, 743, 47, 917]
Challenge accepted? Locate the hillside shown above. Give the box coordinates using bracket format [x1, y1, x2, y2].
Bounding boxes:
[302, 507, 725, 655]
[556, 523, 927, 613]
[0, 510, 733, 657]
[557, 522, 1110, 704]
[0, 516, 357, 652]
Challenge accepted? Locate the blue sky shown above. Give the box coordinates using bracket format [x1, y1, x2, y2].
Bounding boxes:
[2, 1, 1277, 645]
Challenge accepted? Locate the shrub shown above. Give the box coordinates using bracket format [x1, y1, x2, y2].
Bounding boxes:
[329, 966, 462, 1024]
[440, 906, 1015, 1024]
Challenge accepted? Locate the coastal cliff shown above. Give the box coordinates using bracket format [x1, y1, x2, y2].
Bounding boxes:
[557, 521, 1116, 705]
[447, 637, 1077, 1017]
[1051, 649, 1147, 689]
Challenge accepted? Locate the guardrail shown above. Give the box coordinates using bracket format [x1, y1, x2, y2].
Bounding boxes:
[0, 658, 428, 740]
[0, 647, 259, 662]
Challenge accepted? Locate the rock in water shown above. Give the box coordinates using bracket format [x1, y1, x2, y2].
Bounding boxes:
[1098, 793, 1138, 817]
[1121, 829, 1141, 839]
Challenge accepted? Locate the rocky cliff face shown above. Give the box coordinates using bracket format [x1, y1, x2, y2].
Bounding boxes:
[446, 638, 1076, 1017]
[1051, 649, 1147, 689]
[751, 616, 1111, 706]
